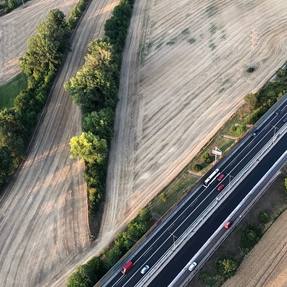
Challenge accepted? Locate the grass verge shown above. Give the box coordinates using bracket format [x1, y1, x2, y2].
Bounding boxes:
[0, 73, 26, 108]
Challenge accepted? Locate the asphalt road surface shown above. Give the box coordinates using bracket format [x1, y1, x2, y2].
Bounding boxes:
[101, 97, 287, 287]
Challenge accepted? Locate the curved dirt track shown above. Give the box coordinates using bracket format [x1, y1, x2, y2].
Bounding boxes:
[224, 210, 287, 287]
[0, 0, 118, 286]
[100, 0, 287, 242]
[0, 0, 78, 85]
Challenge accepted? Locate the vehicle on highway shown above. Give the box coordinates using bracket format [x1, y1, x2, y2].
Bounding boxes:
[217, 183, 225, 192]
[224, 221, 232, 230]
[204, 168, 220, 187]
[122, 260, 134, 274]
[140, 264, 150, 275]
[188, 262, 197, 272]
[217, 173, 225, 181]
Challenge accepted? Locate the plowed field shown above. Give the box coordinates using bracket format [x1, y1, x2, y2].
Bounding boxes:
[100, 0, 287, 246]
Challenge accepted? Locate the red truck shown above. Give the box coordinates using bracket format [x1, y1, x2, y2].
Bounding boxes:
[121, 260, 134, 274]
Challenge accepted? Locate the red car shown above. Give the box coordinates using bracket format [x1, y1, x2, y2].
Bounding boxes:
[217, 184, 225, 192]
[224, 221, 232, 230]
[217, 173, 225, 181]
[122, 260, 134, 274]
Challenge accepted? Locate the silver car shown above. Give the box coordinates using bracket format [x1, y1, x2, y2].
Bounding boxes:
[140, 264, 150, 275]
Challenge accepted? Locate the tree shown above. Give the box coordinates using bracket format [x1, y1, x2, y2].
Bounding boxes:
[285, 177, 287, 192]
[0, 108, 25, 157]
[0, 146, 14, 187]
[20, 9, 70, 83]
[65, 40, 117, 113]
[216, 257, 238, 278]
[83, 108, 114, 141]
[70, 132, 107, 164]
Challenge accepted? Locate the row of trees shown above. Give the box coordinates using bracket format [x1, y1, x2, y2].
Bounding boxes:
[0, 2, 90, 191]
[67, 208, 153, 287]
[245, 64, 287, 124]
[66, 0, 135, 216]
[0, 0, 30, 14]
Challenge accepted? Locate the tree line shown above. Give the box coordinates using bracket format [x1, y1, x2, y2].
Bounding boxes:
[67, 208, 153, 287]
[0, 1, 90, 190]
[65, 0, 135, 217]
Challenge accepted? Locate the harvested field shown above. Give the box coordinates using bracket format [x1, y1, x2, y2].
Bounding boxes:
[0, 0, 78, 85]
[0, 0, 118, 286]
[224, 209, 287, 287]
[100, 0, 287, 245]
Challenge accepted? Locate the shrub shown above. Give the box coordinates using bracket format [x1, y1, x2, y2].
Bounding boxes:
[193, 163, 203, 172]
[240, 225, 262, 252]
[216, 257, 238, 278]
[67, 0, 90, 29]
[258, 210, 270, 224]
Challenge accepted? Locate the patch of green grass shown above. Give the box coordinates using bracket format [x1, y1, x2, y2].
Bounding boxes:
[0, 74, 27, 108]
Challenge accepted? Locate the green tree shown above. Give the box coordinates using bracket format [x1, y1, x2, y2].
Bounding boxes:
[0, 146, 14, 186]
[70, 132, 107, 164]
[258, 211, 270, 224]
[82, 108, 114, 141]
[0, 109, 25, 157]
[216, 257, 238, 278]
[285, 177, 287, 192]
[20, 9, 70, 83]
[65, 40, 117, 113]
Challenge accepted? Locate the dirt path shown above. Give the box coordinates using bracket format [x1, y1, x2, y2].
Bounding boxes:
[0, 0, 118, 286]
[0, 0, 78, 85]
[100, 0, 287, 246]
[224, 209, 287, 287]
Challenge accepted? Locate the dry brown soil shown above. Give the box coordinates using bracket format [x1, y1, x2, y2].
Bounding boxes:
[0, 0, 118, 286]
[224, 210, 287, 287]
[100, 0, 287, 251]
[0, 0, 78, 85]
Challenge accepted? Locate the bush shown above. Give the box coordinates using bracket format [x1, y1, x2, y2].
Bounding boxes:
[67, 0, 90, 30]
[200, 272, 222, 287]
[258, 211, 270, 224]
[193, 163, 203, 172]
[203, 152, 213, 164]
[216, 257, 238, 278]
[240, 225, 262, 252]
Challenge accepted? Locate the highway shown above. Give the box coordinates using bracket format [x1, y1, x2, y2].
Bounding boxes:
[100, 97, 287, 287]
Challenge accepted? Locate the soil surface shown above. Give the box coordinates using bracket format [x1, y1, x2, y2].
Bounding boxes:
[0, 0, 118, 286]
[0, 0, 78, 85]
